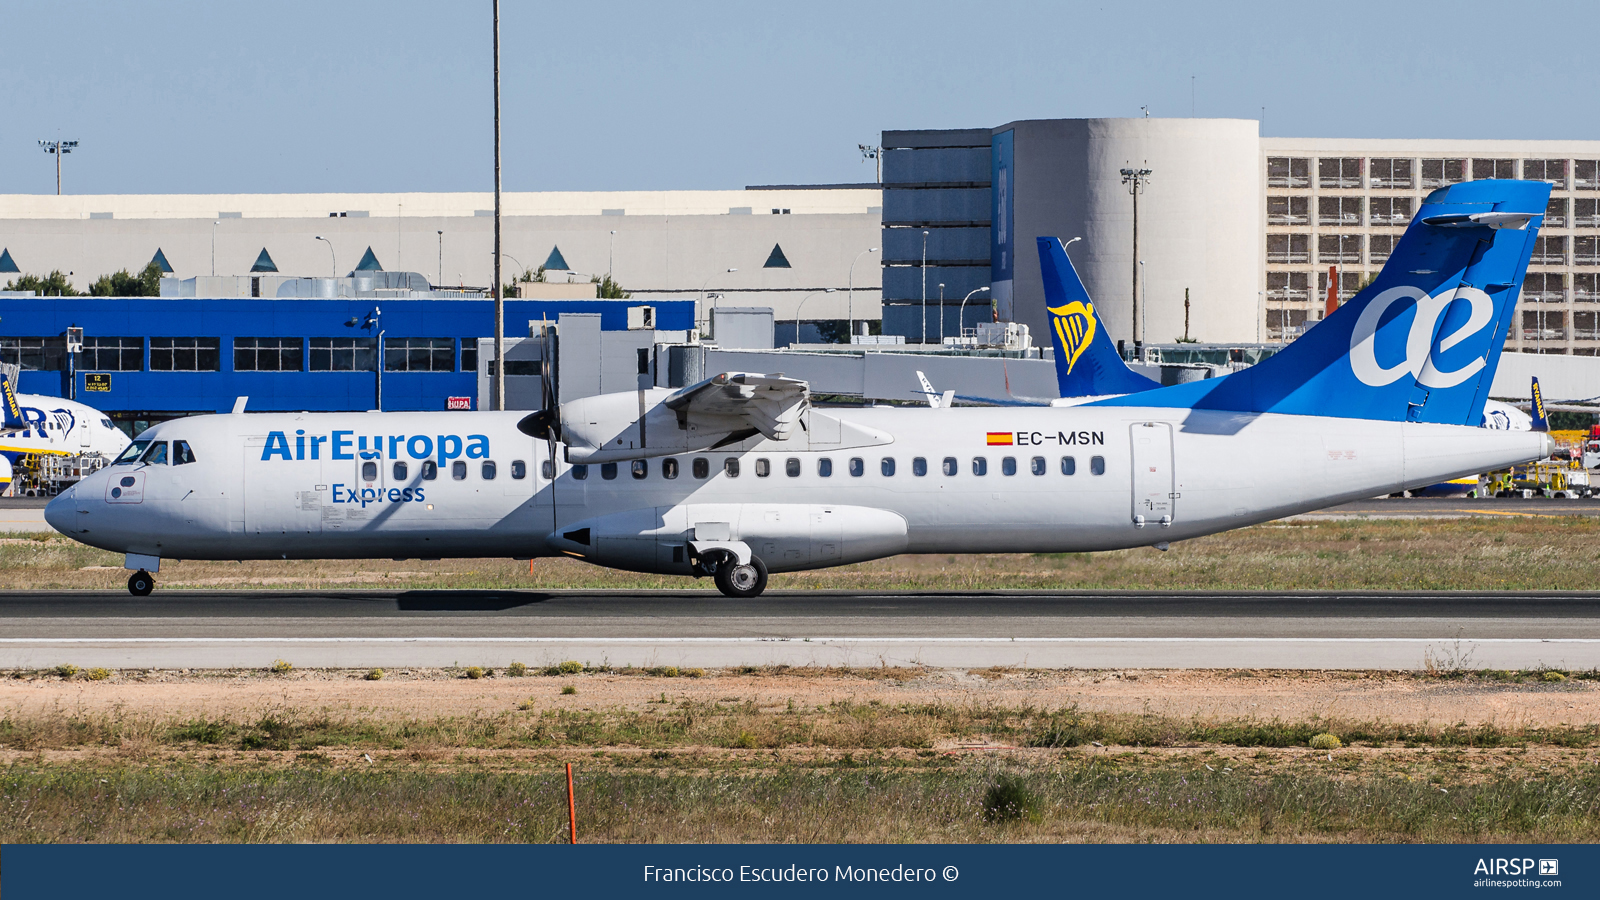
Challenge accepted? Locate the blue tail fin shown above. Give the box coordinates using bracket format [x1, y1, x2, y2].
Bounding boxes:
[1093, 179, 1549, 422]
[1530, 377, 1549, 432]
[0, 375, 23, 430]
[1039, 237, 1160, 397]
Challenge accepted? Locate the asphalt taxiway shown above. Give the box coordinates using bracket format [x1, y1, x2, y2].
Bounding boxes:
[1, 590, 1596, 671]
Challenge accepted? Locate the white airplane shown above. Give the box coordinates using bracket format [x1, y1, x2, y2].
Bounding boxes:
[46, 179, 1554, 598]
[0, 375, 131, 490]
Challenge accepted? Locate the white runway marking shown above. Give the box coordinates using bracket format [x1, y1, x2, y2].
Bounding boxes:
[0, 636, 1595, 644]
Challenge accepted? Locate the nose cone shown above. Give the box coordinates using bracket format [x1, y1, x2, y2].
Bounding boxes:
[44, 488, 77, 535]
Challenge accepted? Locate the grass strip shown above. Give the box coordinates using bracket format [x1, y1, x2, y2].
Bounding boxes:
[4, 761, 1598, 844]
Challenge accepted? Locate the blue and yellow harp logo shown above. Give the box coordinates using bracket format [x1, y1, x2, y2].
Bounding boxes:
[1049, 300, 1098, 374]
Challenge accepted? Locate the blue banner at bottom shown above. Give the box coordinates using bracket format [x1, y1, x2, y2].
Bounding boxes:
[5, 843, 1593, 899]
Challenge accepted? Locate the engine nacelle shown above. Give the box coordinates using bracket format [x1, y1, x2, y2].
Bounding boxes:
[560, 389, 750, 464]
[546, 503, 909, 575]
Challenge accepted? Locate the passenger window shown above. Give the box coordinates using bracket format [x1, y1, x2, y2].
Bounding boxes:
[1031, 456, 1046, 476]
[663, 458, 679, 479]
[540, 460, 554, 479]
[942, 457, 957, 476]
[755, 458, 770, 477]
[141, 442, 169, 465]
[785, 458, 800, 477]
[1002, 456, 1017, 476]
[972, 457, 988, 476]
[849, 457, 864, 477]
[693, 457, 709, 479]
[631, 460, 647, 479]
[881, 457, 895, 476]
[818, 458, 833, 477]
[422, 460, 438, 480]
[361, 461, 377, 481]
[511, 460, 527, 479]
[1061, 456, 1076, 476]
[483, 461, 498, 480]
[173, 441, 197, 465]
[452, 460, 468, 480]
[912, 457, 927, 476]
[601, 462, 618, 480]
[393, 461, 408, 481]
[724, 458, 740, 477]
[571, 464, 587, 481]
[1091, 455, 1106, 476]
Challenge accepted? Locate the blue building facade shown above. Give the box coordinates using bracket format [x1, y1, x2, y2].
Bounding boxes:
[0, 297, 691, 424]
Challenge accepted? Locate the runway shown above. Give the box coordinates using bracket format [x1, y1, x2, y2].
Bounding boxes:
[2, 589, 1598, 671]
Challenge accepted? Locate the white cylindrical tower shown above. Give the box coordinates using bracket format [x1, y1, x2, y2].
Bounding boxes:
[997, 118, 1262, 347]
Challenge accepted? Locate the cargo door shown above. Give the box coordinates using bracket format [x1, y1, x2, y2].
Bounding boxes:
[1130, 422, 1175, 527]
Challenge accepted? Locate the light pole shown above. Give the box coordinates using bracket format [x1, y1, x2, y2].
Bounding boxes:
[699, 268, 737, 334]
[211, 221, 220, 276]
[367, 306, 384, 411]
[314, 236, 336, 279]
[937, 283, 945, 344]
[920, 230, 929, 344]
[608, 230, 617, 279]
[437, 231, 444, 288]
[847, 247, 878, 341]
[793, 289, 836, 346]
[1120, 165, 1153, 349]
[491, 0, 505, 411]
[500, 252, 525, 283]
[38, 140, 77, 195]
[960, 286, 989, 340]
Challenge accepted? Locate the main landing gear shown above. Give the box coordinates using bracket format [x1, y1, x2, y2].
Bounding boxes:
[714, 555, 768, 598]
[127, 569, 154, 597]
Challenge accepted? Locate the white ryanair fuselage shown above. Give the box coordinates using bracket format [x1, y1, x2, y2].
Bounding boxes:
[46, 405, 1550, 574]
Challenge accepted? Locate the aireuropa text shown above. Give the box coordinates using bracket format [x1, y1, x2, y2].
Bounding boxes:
[641, 865, 942, 883]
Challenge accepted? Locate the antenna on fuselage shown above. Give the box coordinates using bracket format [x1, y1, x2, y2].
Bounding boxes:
[231, 397, 249, 414]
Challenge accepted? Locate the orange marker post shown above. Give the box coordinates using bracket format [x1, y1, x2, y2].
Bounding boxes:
[566, 761, 577, 844]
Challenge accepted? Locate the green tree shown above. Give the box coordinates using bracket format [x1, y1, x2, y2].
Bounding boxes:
[4, 270, 80, 296]
[592, 274, 630, 299]
[87, 262, 164, 297]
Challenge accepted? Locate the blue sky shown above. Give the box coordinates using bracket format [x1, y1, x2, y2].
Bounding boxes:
[4, 0, 1596, 195]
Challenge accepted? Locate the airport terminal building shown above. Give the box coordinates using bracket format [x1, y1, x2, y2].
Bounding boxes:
[7, 117, 1600, 427]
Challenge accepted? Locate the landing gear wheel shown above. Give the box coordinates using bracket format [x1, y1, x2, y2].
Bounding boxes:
[714, 555, 768, 598]
[127, 570, 154, 597]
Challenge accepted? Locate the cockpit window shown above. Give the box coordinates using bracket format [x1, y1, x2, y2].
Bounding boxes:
[141, 442, 169, 465]
[101, 419, 114, 429]
[173, 441, 197, 465]
[114, 440, 150, 464]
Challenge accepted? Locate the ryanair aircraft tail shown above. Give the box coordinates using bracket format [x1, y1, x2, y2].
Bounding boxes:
[0, 375, 24, 430]
[1094, 179, 1549, 423]
[1530, 377, 1549, 432]
[1039, 237, 1160, 398]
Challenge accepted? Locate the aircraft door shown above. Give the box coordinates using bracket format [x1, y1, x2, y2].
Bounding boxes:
[553, 456, 587, 531]
[242, 438, 323, 537]
[1130, 422, 1176, 527]
[331, 455, 386, 531]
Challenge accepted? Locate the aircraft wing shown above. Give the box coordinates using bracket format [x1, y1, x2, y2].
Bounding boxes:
[663, 372, 810, 440]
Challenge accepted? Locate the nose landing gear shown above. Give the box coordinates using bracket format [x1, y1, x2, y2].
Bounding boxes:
[127, 570, 154, 596]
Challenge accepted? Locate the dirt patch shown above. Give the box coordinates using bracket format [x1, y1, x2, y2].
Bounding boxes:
[3, 667, 1594, 729]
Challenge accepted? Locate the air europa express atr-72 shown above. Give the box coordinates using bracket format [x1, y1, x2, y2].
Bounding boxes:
[48, 180, 1554, 598]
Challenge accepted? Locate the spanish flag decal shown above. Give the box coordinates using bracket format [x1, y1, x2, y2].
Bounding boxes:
[986, 432, 1013, 446]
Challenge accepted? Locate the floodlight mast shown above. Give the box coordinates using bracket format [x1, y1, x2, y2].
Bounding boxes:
[491, 0, 505, 412]
[1120, 165, 1153, 351]
[38, 140, 78, 195]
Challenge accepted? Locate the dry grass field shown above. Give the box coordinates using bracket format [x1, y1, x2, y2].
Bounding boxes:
[2, 514, 1599, 592]
[0, 665, 1595, 844]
